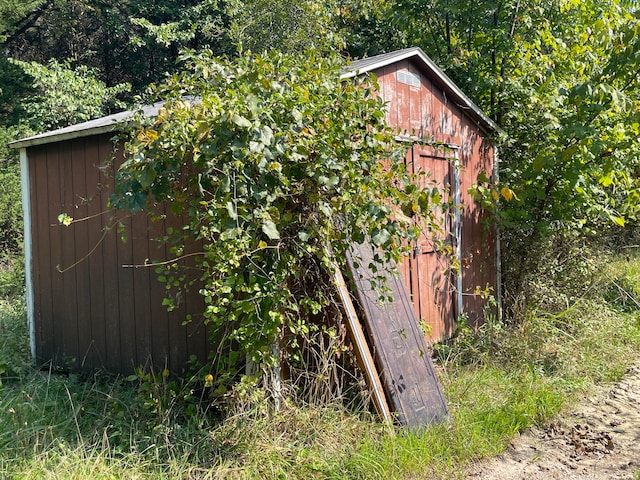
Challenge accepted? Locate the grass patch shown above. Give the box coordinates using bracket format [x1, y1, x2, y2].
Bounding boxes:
[0, 296, 28, 385]
[1, 253, 640, 479]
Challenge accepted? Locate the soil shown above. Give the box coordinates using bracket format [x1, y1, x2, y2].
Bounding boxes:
[466, 363, 640, 480]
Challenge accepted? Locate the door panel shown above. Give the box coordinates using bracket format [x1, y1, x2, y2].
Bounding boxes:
[401, 145, 456, 342]
[346, 241, 449, 428]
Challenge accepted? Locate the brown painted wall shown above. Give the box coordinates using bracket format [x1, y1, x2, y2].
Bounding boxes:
[26, 56, 496, 373]
[27, 133, 209, 374]
[372, 60, 497, 340]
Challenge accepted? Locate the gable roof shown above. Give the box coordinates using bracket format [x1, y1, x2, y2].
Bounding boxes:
[343, 47, 498, 134]
[10, 48, 497, 149]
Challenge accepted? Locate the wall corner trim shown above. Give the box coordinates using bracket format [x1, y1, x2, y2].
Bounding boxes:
[20, 148, 36, 360]
[452, 149, 463, 318]
[493, 146, 503, 322]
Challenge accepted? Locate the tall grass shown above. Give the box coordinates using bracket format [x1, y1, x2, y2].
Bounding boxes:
[1, 253, 640, 479]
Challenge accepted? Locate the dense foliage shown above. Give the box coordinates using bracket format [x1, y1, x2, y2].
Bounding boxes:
[13, 59, 130, 131]
[0, 157, 22, 260]
[226, 0, 343, 54]
[1, 0, 232, 91]
[343, 0, 640, 301]
[111, 50, 438, 369]
[2, 0, 640, 341]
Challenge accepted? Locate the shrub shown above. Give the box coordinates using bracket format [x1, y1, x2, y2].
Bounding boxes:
[111, 49, 443, 391]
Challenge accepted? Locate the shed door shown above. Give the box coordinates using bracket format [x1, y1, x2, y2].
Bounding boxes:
[402, 145, 457, 342]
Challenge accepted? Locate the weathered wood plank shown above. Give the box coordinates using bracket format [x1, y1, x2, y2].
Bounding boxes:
[346, 241, 449, 428]
[329, 256, 393, 427]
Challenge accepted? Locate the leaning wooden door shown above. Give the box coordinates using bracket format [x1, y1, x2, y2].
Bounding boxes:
[402, 144, 457, 342]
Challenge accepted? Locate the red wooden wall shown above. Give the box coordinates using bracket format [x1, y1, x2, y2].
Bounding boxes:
[26, 133, 209, 374]
[372, 59, 497, 341]
[23, 54, 496, 374]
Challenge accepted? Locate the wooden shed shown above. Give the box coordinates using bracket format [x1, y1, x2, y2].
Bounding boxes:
[10, 47, 498, 375]
[345, 48, 499, 341]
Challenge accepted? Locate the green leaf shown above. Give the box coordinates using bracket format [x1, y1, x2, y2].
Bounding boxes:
[598, 175, 614, 187]
[372, 228, 390, 246]
[262, 220, 280, 240]
[611, 215, 625, 227]
[261, 125, 274, 145]
[319, 202, 332, 217]
[298, 231, 310, 242]
[532, 155, 547, 172]
[231, 114, 252, 128]
[138, 167, 156, 188]
[57, 213, 73, 226]
[226, 201, 238, 220]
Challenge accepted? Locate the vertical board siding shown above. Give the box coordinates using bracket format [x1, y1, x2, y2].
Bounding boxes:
[98, 143, 123, 372]
[28, 134, 210, 374]
[59, 140, 79, 368]
[148, 207, 170, 370]
[458, 117, 496, 320]
[373, 61, 497, 340]
[116, 213, 137, 371]
[71, 138, 93, 369]
[394, 61, 411, 134]
[49, 143, 71, 364]
[85, 137, 107, 368]
[131, 211, 152, 368]
[26, 52, 495, 372]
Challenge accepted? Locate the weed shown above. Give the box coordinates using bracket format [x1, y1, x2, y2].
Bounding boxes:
[0, 253, 24, 298]
[0, 296, 28, 385]
[1, 252, 640, 479]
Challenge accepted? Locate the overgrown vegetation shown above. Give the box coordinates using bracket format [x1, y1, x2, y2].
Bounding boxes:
[4, 0, 640, 477]
[0, 159, 22, 259]
[12, 58, 130, 131]
[111, 49, 442, 387]
[1, 247, 639, 478]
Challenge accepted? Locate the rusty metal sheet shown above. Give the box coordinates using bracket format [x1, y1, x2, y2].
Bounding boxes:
[346, 241, 449, 428]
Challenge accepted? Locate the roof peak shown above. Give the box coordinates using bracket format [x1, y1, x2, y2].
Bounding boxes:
[343, 47, 497, 134]
[10, 48, 497, 149]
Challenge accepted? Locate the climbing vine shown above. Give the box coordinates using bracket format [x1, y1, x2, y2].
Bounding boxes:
[110, 50, 443, 382]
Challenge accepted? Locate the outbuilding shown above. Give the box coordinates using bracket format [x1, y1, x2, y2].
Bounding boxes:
[10, 47, 499, 374]
[345, 48, 499, 341]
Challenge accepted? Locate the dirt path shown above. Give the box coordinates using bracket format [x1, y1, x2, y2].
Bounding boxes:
[466, 363, 640, 480]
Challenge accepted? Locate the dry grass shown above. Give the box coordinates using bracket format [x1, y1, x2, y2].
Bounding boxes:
[1, 253, 640, 479]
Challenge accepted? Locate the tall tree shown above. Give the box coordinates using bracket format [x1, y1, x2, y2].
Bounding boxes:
[493, 0, 640, 289]
[336, 0, 403, 58]
[349, 0, 640, 301]
[226, 0, 343, 54]
[13, 58, 130, 131]
[0, 0, 47, 45]
[3, 0, 232, 91]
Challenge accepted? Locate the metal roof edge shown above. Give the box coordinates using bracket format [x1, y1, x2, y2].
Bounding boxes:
[8, 123, 120, 149]
[342, 47, 499, 134]
[8, 102, 164, 149]
[340, 47, 423, 79]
